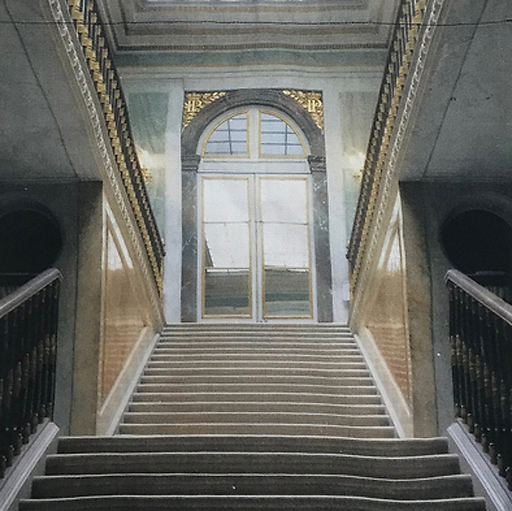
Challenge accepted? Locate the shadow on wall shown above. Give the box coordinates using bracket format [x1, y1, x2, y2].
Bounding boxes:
[441, 209, 512, 303]
[0, 203, 62, 295]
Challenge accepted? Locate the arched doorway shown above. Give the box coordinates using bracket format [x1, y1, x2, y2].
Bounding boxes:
[198, 107, 314, 321]
[181, 89, 333, 323]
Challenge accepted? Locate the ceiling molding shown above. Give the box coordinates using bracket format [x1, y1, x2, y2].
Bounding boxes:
[99, 0, 399, 56]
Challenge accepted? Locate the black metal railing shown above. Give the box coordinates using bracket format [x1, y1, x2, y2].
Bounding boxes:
[65, 0, 165, 292]
[347, 0, 426, 290]
[0, 269, 61, 478]
[447, 269, 512, 490]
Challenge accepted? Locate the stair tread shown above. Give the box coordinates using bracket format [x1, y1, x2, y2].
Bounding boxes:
[117, 424, 396, 439]
[45, 452, 461, 479]
[19, 495, 487, 511]
[31, 473, 474, 499]
[57, 435, 448, 455]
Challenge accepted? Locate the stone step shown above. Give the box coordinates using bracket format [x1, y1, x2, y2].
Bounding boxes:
[145, 360, 368, 370]
[130, 392, 384, 405]
[122, 412, 390, 427]
[45, 452, 461, 479]
[135, 383, 379, 395]
[162, 324, 352, 331]
[117, 423, 396, 438]
[154, 341, 358, 350]
[31, 473, 474, 500]
[127, 402, 387, 415]
[139, 375, 375, 386]
[157, 337, 357, 344]
[56, 435, 449, 457]
[142, 367, 370, 378]
[152, 346, 361, 354]
[20, 495, 486, 511]
[149, 353, 366, 363]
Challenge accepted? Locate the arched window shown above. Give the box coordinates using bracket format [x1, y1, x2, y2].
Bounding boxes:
[197, 107, 314, 321]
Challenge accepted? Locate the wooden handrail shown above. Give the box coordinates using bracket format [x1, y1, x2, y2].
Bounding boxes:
[0, 269, 61, 320]
[447, 269, 512, 489]
[446, 268, 512, 326]
[0, 269, 61, 477]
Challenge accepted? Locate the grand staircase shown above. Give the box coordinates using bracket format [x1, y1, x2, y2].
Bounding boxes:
[20, 324, 486, 510]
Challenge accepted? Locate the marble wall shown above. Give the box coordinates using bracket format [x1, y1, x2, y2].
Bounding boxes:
[366, 228, 413, 408]
[95, 202, 163, 434]
[99, 228, 147, 406]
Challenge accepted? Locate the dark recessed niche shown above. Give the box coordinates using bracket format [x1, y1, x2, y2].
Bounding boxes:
[0, 207, 62, 277]
[441, 209, 512, 275]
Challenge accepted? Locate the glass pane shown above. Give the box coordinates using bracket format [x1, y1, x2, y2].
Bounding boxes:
[260, 179, 307, 223]
[204, 268, 250, 316]
[260, 113, 304, 156]
[203, 177, 251, 317]
[260, 177, 311, 318]
[204, 113, 247, 156]
[262, 223, 309, 268]
[264, 268, 311, 317]
[204, 223, 250, 269]
[204, 178, 249, 223]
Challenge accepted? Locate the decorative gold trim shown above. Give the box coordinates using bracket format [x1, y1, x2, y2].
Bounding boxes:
[282, 90, 324, 132]
[348, 0, 429, 295]
[49, 0, 164, 311]
[141, 166, 153, 184]
[183, 92, 226, 130]
[350, 0, 445, 320]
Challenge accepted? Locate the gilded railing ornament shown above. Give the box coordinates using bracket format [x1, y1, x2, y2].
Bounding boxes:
[182, 92, 226, 130]
[141, 166, 153, 184]
[348, 0, 428, 294]
[282, 90, 323, 132]
[54, 0, 165, 298]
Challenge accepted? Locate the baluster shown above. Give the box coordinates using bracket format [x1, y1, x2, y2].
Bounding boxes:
[504, 321, 512, 488]
[0, 315, 7, 474]
[470, 299, 482, 442]
[460, 291, 471, 425]
[48, 282, 60, 419]
[486, 309, 499, 463]
[449, 283, 460, 416]
[480, 303, 492, 451]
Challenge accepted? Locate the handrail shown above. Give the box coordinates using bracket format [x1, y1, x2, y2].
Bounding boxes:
[65, 0, 165, 293]
[347, 0, 426, 290]
[446, 269, 512, 326]
[0, 270, 61, 478]
[0, 269, 61, 320]
[446, 269, 512, 489]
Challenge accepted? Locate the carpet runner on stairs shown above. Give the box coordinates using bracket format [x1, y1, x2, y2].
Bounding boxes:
[20, 324, 486, 510]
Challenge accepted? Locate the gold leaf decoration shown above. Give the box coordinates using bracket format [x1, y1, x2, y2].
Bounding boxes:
[182, 92, 226, 130]
[283, 90, 323, 132]
[141, 166, 153, 184]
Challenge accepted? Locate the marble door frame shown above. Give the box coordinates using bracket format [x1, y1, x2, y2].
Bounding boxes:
[180, 89, 333, 322]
